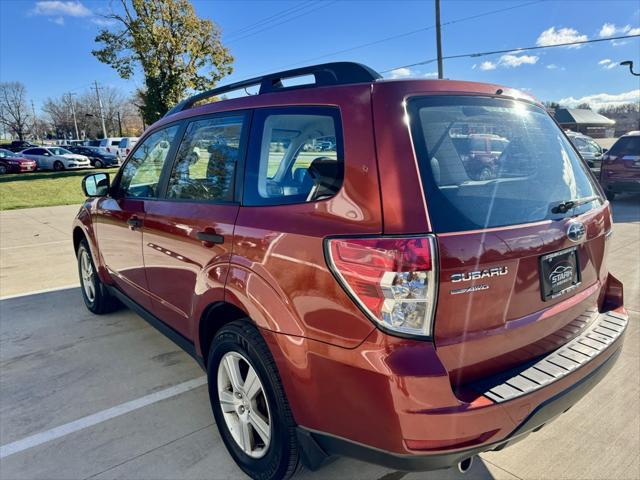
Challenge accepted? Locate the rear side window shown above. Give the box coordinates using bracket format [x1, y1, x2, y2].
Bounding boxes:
[167, 115, 245, 202]
[609, 136, 640, 156]
[243, 107, 343, 206]
[408, 96, 601, 233]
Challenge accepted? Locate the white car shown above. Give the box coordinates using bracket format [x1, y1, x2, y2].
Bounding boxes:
[117, 137, 139, 162]
[97, 137, 123, 156]
[20, 146, 91, 171]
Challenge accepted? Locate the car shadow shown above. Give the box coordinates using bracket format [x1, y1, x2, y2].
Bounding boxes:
[611, 193, 640, 223]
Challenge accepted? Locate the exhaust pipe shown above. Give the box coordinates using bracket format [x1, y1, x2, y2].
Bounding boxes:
[457, 456, 474, 474]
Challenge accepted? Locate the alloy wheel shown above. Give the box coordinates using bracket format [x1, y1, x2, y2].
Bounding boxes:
[80, 249, 96, 303]
[217, 351, 271, 458]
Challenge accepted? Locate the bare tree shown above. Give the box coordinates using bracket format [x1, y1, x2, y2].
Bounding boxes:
[0, 82, 31, 140]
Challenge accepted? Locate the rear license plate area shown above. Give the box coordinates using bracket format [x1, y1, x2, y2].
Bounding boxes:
[540, 247, 581, 301]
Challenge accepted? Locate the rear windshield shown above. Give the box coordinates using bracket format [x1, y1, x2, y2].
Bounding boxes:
[408, 96, 602, 233]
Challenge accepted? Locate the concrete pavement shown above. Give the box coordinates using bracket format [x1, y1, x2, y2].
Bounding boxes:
[0, 195, 638, 480]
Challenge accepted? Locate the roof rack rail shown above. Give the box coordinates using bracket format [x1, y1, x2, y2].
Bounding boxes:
[164, 62, 381, 117]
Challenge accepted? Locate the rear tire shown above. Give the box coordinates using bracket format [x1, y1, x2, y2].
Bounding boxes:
[77, 239, 118, 314]
[0, 165, 7, 174]
[207, 320, 301, 480]
[94, 159, 103, 169]
[53, 161, 65, 171]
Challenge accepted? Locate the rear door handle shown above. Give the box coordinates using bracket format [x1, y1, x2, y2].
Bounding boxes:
[127, 217, 143, 229]
[196, 231, 224, 245]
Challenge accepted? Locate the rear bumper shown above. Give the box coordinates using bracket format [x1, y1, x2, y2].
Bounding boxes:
[265, 304, 627, 471]
[601, 180, 640, 193]
[297, 343, 623, 471]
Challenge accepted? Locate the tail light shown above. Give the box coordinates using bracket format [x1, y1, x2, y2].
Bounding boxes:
[326, 236, 438, 337]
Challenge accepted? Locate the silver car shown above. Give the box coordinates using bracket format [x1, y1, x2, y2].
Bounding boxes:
[20, 146, 91, 171]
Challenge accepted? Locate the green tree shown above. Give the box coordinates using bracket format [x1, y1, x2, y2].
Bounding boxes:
[93, 0, 233, 125]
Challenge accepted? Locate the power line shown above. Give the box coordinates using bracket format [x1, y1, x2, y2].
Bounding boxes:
[244, 0, 543, 75]
[380, 33, 640, 73]
[227, 1, 338, 44]
[224, 1, 316, 39]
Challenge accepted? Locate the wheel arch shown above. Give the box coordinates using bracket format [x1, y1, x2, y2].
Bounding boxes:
[198, 301, 252, 367]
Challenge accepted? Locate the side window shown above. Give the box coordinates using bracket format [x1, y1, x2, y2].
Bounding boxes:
[244, 108, 343, 206]
[167, 115, 244, 202]
[118, 125, 179, 198]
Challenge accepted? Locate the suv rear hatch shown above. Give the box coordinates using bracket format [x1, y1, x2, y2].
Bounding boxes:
[405, 94, 612, 385]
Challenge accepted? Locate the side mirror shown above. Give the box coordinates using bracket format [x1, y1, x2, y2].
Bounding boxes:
[82, 173, 110, 197]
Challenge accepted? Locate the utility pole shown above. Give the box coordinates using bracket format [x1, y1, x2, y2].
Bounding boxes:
[67, 93, 80, 140]
[30, 100, 39, 143]
[435, 0, 444, 79]
[94, 80, 108, 138]
[117, 111, 123, 136]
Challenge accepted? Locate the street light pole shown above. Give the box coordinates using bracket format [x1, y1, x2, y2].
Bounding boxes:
[435, 0, 444, 79]
[620, 60, 640, 76]
[30, 100, 39, 143]
[94, 81, 108, 138]
[67, 93, 80, 140]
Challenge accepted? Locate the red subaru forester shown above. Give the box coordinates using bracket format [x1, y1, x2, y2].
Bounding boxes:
[73, 63, 628, 480]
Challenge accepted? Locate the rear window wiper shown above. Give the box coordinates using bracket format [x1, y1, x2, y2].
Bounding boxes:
[550, 195, 600, 214]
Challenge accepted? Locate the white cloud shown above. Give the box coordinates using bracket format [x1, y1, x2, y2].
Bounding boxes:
[50, 16, 64, 25]
[598, 59, 619, 70]
[477, 54, 538, 71]
[31, 1, 91, 17]
[499, 54, 539, 67]
[598, 23, 640, 38]
[423, 72, 438, 78]
[558, 90, 640, 110]
[536, 27, 588, 48]
[388, 67, 412, 79]
[91, 17, 116, 26]
[546, 64, 558, 69]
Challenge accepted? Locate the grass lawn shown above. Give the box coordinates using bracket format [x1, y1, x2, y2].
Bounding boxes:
[0, 168, 114, 210]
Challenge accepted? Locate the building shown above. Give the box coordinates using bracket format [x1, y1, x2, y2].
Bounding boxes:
[554, 108, 616, 138]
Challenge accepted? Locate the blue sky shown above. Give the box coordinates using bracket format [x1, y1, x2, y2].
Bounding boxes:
[1, 0, 639, 113]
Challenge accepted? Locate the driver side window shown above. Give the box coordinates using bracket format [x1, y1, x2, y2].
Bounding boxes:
[118, 125, 179, 198]
[167, 115, 245, 202]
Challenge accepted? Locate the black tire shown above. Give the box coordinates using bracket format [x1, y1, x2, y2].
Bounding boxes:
[605, 190, 616, 201]
[77, 239, 118, 314]
[207, 320, 301, 480]
[0, 165, 7, 174]
[53, 160, 65, 171]
[94, 159, 103, 169]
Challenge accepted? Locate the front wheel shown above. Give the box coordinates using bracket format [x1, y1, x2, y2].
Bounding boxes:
[77, 239, 118, 314]
[94, 159, 103, 169]
[208, 321, 301, 480]
[0, 165, 7, 174]
[53, 160, 65, 171]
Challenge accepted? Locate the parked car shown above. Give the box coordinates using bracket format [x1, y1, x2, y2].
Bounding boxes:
[0, 140, 38, 152]
[21, 146, 91, 171]
[64, 145, 119, 168]
[73, 62, 628, 480]
[565, 131, 604, 172]
[599, 130, 640, 200]
[117, 137, 139, 161]
[452, 133, 509, 180]
[0, 149, 37, 173]
[97, 137, 123, 156]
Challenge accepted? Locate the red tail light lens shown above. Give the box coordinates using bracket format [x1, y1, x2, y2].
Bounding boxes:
[326, 236, 438, 337]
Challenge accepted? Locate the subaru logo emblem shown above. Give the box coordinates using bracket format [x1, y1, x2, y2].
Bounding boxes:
[567, 221, 586, 243]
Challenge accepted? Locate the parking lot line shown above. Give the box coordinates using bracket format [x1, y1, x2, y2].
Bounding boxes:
[0, 284, 80, 300]
[0, 376, 208, 460]
[0, 240, 70, 251]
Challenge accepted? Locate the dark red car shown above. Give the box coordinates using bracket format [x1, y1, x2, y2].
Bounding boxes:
[599, 131, 640, 200]
[0, 148, 37, 173]
[73, 63, 628, 480]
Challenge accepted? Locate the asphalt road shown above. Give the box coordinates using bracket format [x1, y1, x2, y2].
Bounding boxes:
[0, 195, 638, 480]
